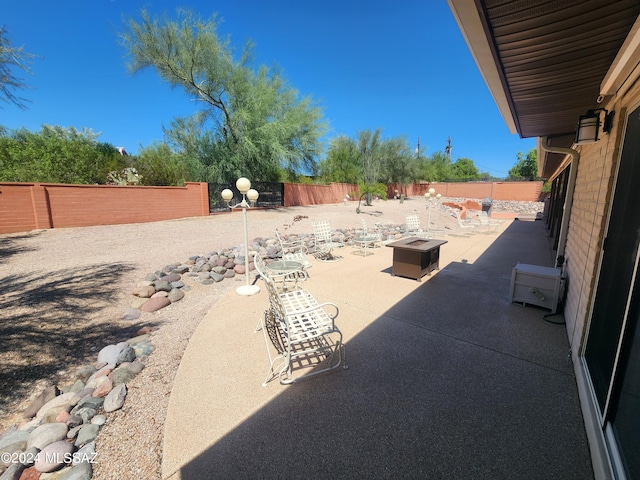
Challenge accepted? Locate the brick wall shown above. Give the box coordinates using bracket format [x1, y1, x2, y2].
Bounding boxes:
[387, 181, 543, 201]
[1, 180, 542, 234]
[284, 182, 355, 206]
[562, 83, 640, 349]
[0, 182, 209, 234]
[284, 181, 543, 207]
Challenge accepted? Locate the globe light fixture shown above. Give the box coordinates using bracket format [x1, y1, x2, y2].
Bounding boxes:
[424, 188, 442, 237]
[221, 178, 260, 296]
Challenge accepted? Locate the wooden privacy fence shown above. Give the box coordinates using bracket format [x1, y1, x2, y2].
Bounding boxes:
[0, 180, 542, 234]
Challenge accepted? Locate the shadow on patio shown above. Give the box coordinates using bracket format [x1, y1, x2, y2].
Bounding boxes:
[163, 219, 593, 480]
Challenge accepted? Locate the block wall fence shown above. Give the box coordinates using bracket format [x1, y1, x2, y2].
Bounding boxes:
[283, 181, 543, 206]
[0, 182, 209, 234]
[1, 180, 543, 234]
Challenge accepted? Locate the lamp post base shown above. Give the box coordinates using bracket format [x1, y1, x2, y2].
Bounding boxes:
[236, 284, 261, 296]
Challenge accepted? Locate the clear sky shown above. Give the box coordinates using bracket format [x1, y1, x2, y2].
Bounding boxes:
[2, 0, 536, 178]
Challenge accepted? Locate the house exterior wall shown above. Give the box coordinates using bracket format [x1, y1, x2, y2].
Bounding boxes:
[559, 72, 640, 480]
[564, 82, 640, 352]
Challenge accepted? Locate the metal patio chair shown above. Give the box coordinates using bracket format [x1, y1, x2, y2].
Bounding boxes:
[312, 221, 345, 262]
[405, 214, 428, 238]
[256, 270, 347, 386]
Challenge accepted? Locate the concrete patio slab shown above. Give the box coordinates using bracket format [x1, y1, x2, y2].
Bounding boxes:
[162, 219, 593, 480]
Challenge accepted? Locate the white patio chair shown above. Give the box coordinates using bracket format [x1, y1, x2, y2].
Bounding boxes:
[452, 210, 478, 236]
[405, 215, 428, 238]
[312, 221, 345, 262]
[477, 211, 501, 233]
[257, 270, 347, 386]
[405, 214, 445, 239]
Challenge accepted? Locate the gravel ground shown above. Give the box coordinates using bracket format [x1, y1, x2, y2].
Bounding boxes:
[0, 197, 543, 479]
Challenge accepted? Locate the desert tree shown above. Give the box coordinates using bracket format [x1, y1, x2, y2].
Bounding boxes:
[119, 9, 327, 183]
[0, 26, 37, 109]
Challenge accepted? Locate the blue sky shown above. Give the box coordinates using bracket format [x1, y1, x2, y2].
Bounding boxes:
[2, 0, 536, 178]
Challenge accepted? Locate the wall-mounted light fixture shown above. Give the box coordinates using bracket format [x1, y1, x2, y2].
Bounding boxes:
[575, 108, 615, 145]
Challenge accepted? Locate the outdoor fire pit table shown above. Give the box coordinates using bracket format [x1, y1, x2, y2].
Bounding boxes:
[386, 237, 448, 281]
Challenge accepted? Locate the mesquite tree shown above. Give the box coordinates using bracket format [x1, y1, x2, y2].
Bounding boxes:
[120, 9, 326, 183]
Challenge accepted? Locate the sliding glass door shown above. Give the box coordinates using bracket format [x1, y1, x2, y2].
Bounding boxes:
[584, 104, 640, 478]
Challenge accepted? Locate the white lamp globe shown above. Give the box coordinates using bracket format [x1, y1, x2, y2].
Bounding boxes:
[236, 177, 251, 194]
[221, 188, 233, 202]
[428, 188, 436, 195]
[247, 188, 259, 202]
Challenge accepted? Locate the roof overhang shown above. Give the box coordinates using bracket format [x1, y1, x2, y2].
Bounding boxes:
[448, 0, 640, 179]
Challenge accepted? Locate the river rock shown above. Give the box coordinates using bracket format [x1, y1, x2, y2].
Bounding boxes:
[103, 384, 127, 413]
[55, 460, 92, 480]
[73, 441, 96, 466]
[87, 365, 112, 383]
[65, 416, 83, 430]
[153, 280, 171, 292]
[96, 344, 126, 366]
[211, 266, 227, 275]
[126, 333, 149, 345]
[42, 405, 71, 424]
[132, 341, 153, 357]
[90, 415, 106, 426]
[0, 463, 26, 480]
[131, 284, 155, 298]
[75, 396, 103, 411]
[116, 346, 136, 365]
[27, 423, 68, 450]
[36, 393, 76, 420]
[131, 297, 148, 309]
[74, 424, 99, 448]
[55, 411, 70, 424]
[84, 375, 106, 392]
[167, 288, 184, 302]
[162, 273, 181, 283]
[68, 381, 84, 394]
[35, 440, 74, 473]
[140, 296, 171, 312]
[121, 308, 141, 320]
[22, 386, 60, 419]
[90, 378, 112, 398]
[0, 441, 27, 467]
[109, 362, 140, 385]
[73, 407, 96, 424]
[0, 429, 29, 451]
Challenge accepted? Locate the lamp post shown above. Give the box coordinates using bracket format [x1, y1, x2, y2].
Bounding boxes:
[221, 177, 260, 296]
[424, 187, 442, 238]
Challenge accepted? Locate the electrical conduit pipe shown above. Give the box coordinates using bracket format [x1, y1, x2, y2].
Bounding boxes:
[539, 136, 580, 267]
